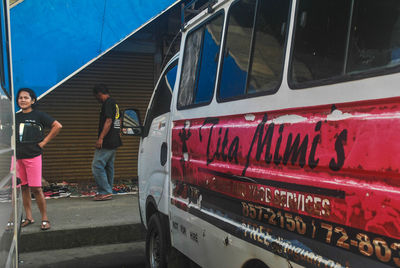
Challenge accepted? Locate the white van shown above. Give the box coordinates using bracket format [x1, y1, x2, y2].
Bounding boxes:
[122, 0, 400, 267]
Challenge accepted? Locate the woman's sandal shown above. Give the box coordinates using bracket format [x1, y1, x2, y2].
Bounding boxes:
[41, 220, 51, 231]
[21, 219, 34, 227]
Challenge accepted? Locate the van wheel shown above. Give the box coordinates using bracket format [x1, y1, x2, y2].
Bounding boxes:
[146, 213, 167, 268]
[243, 259, 269, 268]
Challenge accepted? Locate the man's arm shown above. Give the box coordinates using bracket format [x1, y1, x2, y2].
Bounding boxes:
[39, 120, 62, 148]
[96, 118, 112, 149]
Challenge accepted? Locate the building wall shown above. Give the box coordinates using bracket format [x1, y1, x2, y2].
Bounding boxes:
[38, 51, 154, 182]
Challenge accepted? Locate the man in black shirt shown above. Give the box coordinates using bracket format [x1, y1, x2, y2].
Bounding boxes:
[92, 84, 122, 201]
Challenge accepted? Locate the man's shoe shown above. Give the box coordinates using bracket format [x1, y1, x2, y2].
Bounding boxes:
[93, 194, 112, 201]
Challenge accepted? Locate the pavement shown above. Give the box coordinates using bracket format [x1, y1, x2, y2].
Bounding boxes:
[19, 194, 145, 253]
[19, 242, 146, 268]
[17, 193, 199, 268]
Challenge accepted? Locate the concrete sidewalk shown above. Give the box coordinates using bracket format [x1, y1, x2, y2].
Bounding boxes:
[19, 194, 145, 253]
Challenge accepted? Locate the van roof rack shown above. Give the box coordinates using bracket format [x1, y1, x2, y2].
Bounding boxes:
[181, 0, 217, 31]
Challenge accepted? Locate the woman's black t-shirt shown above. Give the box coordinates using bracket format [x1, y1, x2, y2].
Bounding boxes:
[16, 110, 55, 159]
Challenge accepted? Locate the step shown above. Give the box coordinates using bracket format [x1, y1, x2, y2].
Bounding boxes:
[19, 194, 144, 253]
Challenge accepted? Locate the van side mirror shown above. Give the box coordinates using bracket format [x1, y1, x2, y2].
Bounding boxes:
[18, 122, 43, 143]
[121, 109, 143, 136]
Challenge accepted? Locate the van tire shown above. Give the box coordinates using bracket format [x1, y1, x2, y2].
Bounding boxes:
[146, 213, 168, 268]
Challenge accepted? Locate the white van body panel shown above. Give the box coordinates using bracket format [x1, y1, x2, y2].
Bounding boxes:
[138, 53, 179, 227]
[170, 205, 304, 268]
[138, 105, 171, 227]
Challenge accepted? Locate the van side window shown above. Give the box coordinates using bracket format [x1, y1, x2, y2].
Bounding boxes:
[290, 0, 400, 87]
[178, 13, 224, 109]
[348, 0, 400, 73]
[218, 0, 291, 100]
[142, 60, 178, 137]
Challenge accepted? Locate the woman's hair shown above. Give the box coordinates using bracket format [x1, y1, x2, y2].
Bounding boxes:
[17, 88, 37, 109]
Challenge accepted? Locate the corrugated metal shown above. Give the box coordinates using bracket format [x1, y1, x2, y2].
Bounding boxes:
[37, 51, 154, 182]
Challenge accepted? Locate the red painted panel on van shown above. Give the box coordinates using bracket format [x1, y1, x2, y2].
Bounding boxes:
[171, 97, 400, 239]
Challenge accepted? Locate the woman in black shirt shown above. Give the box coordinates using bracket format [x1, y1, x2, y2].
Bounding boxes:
[16, 88, 62, 230]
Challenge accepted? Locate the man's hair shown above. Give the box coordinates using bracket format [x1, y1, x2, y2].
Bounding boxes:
[17, 88, 37, 109]
[93, 84, 109, 95]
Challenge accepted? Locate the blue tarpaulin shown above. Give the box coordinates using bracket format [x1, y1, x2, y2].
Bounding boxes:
[10, 0, 178, 99]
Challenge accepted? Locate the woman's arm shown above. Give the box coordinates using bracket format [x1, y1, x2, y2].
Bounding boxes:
[39, 120, 62, 148]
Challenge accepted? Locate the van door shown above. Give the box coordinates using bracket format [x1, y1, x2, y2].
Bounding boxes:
[138, 57, 178, 222]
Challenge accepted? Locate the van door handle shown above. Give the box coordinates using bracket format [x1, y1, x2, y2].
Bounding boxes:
[160, 142, 168, 166]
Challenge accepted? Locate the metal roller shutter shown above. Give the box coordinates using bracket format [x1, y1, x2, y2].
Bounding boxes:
[38, 51, 154, 182]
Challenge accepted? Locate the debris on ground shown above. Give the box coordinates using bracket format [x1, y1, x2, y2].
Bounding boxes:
[31, 179, 138, 199]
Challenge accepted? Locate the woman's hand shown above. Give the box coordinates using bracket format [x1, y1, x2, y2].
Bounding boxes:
[38, 141, 46, 148]
[39, 121, 62, 149]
